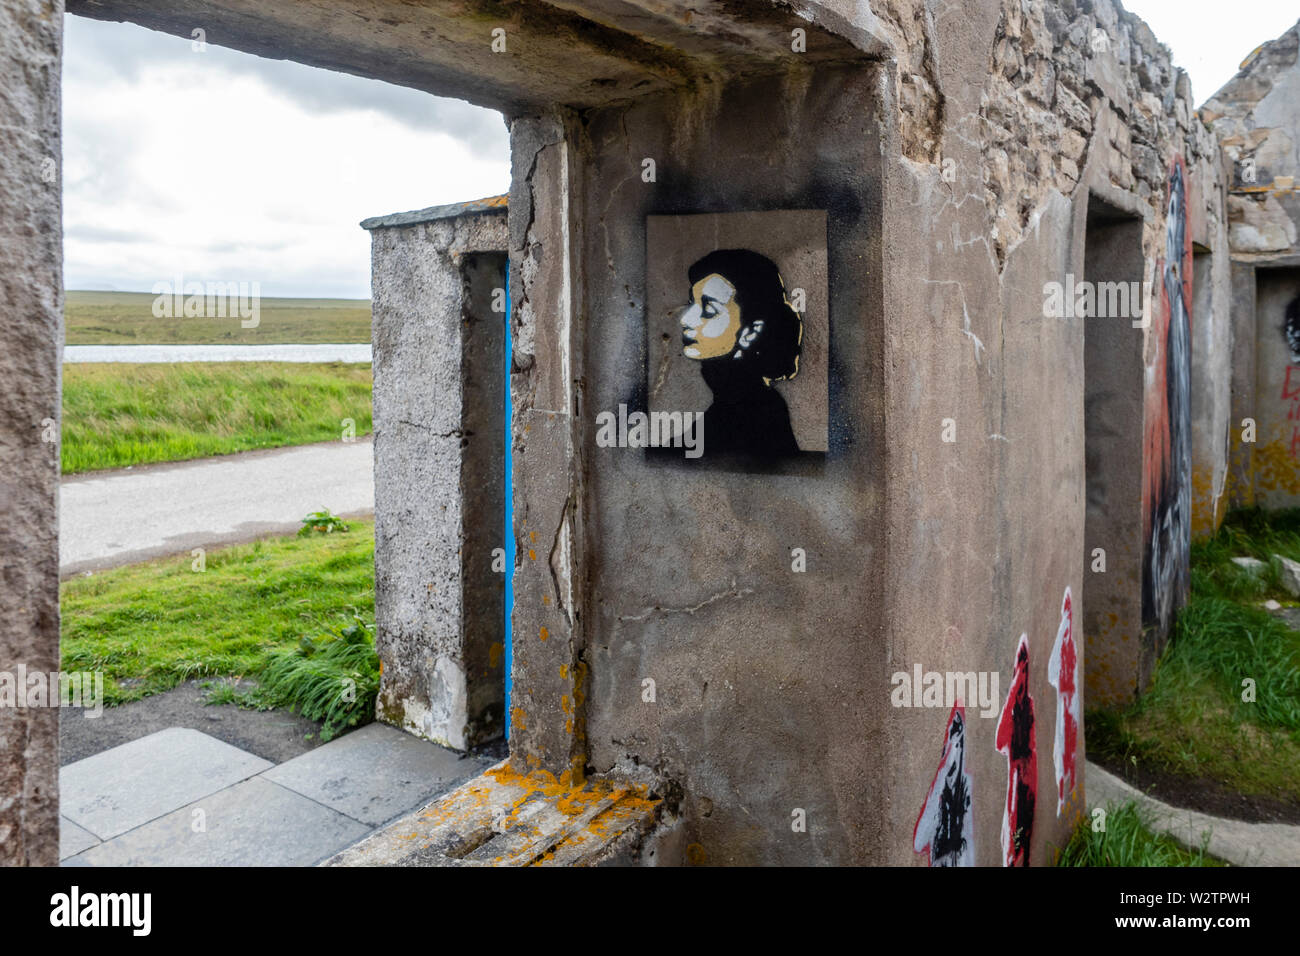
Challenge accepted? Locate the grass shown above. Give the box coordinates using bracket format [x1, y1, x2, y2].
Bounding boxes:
[61, 361, 372, 473]
[1054, 801, 1224, 866]
[66, 290, 371, 345]
[60, 521, 376, 719]
[1087, 508, 1300, 801]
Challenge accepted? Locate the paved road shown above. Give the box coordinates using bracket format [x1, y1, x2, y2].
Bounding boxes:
[64, 344, 372, 363]
[60, 438, 374, 575]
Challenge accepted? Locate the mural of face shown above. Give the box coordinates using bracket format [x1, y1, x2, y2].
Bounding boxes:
[680, 273, 743, 360]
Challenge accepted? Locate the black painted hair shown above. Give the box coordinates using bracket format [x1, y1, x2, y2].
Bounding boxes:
[687, 249, 802, 381]
[1287, 294, 1300, 364]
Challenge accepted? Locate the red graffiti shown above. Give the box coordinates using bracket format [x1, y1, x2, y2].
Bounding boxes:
[913, 703, 974, 867]
[996, 634, 1037, 867]
[1282, 366, 1300, 458]
[1048, 588, 1079, 815]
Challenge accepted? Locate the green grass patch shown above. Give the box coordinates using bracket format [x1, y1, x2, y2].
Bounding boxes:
[1054, 801, 1224, 866]
[61, 361, 372, 473]
[1087, 508, 1300, 800]
[60, 523, 376, 717]
[255, 619, 381, 740]
[66, 291, 371, 345]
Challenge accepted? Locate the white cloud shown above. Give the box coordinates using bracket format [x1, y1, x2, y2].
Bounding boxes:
[62, 15, 509, 298]
[1120, 1, 1298, 105]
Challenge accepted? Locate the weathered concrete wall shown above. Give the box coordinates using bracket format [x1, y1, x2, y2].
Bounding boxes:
[0, 0, 62, 865]
[365, 200, 508, 750]
[1206, 21, 1300, 506]
[566, 67, 888, 866]
[1248, 267, 1300, 505]
[20, 0, 1249, 867]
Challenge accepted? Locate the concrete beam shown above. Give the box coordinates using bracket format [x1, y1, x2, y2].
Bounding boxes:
[65, 0, 876, 115]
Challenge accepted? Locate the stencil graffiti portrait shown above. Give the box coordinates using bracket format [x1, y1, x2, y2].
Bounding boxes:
[996, 635, 1037, 867]
[1142, 158, 1193, 639]
[1047, 588, 1079, 816]
[645, 211, 828, 462]
[913, 704, 974, 867]
[678, 249, 803, 458]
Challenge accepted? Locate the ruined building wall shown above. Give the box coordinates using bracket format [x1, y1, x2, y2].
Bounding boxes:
[1204, 22, 1300, 507]
[500, 0, 1233, 864]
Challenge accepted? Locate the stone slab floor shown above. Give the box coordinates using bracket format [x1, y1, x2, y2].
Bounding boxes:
[59, 723, 491, 866]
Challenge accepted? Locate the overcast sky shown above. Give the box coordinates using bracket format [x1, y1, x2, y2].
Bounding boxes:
[61, 15, 510, 298]
[61, 3, 1297, 299]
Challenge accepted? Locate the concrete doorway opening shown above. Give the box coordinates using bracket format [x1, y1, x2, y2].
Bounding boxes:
[1081, 194, 1147, 708]
[56, 14, 511, 864]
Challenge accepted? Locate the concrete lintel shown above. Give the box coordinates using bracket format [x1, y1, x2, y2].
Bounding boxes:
[1233, 251, 1300, 269]
[66, 0, 874, 115]
[361, 195, 507, 232]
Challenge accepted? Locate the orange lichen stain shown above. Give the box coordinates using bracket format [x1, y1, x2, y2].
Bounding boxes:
[542, 595, 550, 605]
[559, 663, 568, 679]
[565, 719, 573, 734]
[530, 531, 537, 543]
[686, 843, 708, 865]
[561, 695, 572, 714]
[539, 626, 549, 642]
[1252, 440, 1300, 500]
[489, 642, 504, 668]
[528, 548, 537, 561]
[1190, 466, 1225, 539]
[510, 706, 527, 730]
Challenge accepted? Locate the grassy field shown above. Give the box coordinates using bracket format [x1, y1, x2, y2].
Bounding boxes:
[61, 521, 377, 735]
[66, 290, 371, 345]
[62, 361, 372, 474]
[1087, 509, 1300, 803]
[1054, 801, 1223, 866]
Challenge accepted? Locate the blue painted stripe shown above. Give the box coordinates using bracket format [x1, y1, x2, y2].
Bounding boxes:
[503, 264, 514, 741]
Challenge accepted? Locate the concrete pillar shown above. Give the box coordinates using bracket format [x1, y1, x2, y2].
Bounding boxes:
[505, 113, 589, 782]
[364, 199, 508, 750]
[0, 0, 62, 865]
[1228, 260, 1258, 508]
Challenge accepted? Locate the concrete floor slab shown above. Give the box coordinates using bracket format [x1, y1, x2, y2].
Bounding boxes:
[60, 727, 272, 840]
[59, 816, 100, 860]
[263, 722, 490, 826]
[64, 777, 371, 867]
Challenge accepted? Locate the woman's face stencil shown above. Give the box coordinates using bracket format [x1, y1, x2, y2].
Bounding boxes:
[680, 272, 743, 360]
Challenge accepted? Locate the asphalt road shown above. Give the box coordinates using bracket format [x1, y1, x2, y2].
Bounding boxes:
[60, 438, 374, 575]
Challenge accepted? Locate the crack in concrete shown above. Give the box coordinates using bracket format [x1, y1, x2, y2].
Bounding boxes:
[617, 582, 755, 622]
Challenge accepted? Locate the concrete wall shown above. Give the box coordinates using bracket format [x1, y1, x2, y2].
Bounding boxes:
[1205, 21, 1300, 506]
[365, 200, 508, 750]
[504, 0, 1233, 862]
[0, 0, 62, 866]
[1, 0, 1261, 866]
